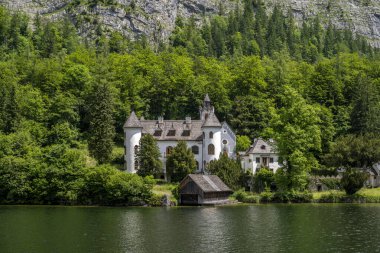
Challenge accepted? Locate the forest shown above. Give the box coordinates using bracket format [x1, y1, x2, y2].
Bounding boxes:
[0, 0, 380, 204]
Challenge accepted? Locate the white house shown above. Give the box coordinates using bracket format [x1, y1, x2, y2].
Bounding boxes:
[240, 138, 281, 174]
[123, 95, 236, 179]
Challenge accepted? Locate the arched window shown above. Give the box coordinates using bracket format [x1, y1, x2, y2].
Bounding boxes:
[166, 146, 173, 156]
[208, 144, 215, 155]
[192, 145, 199, 155]
[209, 131, 213, 139]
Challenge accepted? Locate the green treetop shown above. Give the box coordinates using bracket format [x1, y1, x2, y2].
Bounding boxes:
[136, 134, 162, 177]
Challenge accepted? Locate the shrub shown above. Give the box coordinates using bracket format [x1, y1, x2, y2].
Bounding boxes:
[253, 168, 274, 193]
[341, 168, 368, 195]
[320, 178, 341, 190]
[317, 191, 345, 203]
[260, 191, 274, 203]
[148, 194, 164, 206]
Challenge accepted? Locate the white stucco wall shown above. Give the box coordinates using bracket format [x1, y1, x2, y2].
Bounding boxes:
[124, 128, 142, 173]
[157, 140, 204, 174]
[242, 154, 281, 174]
[202, 127, 222, 164]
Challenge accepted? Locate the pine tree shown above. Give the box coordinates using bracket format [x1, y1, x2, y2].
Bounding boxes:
[166, 141, 196, 182]
[88, 80, 115, 164]
[207, 154, 243, 190]
[2, 84, 19, 134]
[350, 76, 380, 134]
[136, 134, 162, 177]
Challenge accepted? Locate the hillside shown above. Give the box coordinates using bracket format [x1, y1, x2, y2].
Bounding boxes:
[0, 0, 379, 46]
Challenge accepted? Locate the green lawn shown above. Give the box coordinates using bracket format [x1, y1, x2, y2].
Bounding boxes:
[152, 183, 178, 203]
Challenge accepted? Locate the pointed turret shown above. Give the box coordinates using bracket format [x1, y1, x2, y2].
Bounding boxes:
[124, 111, 143, 128]
[200, 94, 215, 121]
[202, 113, 221, 127]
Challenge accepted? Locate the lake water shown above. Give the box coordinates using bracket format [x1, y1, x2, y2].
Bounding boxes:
[0, 204, 379, 253]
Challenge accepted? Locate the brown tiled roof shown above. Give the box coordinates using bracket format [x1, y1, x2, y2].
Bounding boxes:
[123, 111, 143, 128]
[202, 113, 221, 127]
[185, 174, 232, 193]
[140, 120, 204, 141]
[245, 138, 277, 155]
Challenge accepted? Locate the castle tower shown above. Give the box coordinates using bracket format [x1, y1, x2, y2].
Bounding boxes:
[123, 111, 143, 173]
[200, 94, 215, 121]
[201, 96, 222, 171]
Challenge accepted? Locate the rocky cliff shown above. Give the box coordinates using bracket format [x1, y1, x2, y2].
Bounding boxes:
[0, 0, 379, 47]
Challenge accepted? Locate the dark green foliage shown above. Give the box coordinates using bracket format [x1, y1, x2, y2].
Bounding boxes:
[166, 141, 196, 182]
[207, 154, 243, 190]
[253, 168, 274, 193]
[0, 5, 379, 202]
[341, 168, 368, 195]
[323, 134, 380, 169]
[88, 81, 115, 164]
[136, 134, 162, 177]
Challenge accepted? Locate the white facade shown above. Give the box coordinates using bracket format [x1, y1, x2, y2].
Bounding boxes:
[240, 138, 282, 174]
[123, 95, 236, 179]
[124, 127, 142, 173]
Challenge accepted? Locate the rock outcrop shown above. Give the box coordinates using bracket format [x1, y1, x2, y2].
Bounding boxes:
[0, 0, 379, 47]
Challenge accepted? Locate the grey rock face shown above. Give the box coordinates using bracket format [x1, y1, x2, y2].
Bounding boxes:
[0, 0, 379, 47]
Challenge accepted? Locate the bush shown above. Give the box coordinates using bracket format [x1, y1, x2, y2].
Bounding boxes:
[148, 194, 164, 206]
[320, 178, 341, 190]
[271, 191, 312, 203]
[260, 191, 274, 203]
[253, 168, 274, 193]
[231, 190, 260, 203]
[341, 168, 368, 195]
[317, 191, 345, 203]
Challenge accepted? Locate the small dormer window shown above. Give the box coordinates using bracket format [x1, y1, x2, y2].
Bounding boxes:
[167, 130, 176, 136]
[261, 145, 266, 150]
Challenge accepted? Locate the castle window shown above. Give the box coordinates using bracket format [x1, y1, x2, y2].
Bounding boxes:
[209, 131, 213, 139]
[256, 157, 260, 163]
[261, 145, 266, 150]
[167, 130, 176, 136]
[270, 157, 274, 163]
[153, 130, 162, 136]
[208, 144, 215, 155]
[192, 145, 199, 155]
[166, 146, 173, 156]
[182, 130, 190, 136]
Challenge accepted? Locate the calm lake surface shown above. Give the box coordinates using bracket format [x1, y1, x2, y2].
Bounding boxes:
[0, 204, 379, 253]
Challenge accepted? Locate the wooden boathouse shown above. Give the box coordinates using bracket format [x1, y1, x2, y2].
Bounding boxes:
[179, 174, 233, 205]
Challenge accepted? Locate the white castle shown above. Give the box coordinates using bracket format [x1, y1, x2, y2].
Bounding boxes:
[123, 95, 236, 179]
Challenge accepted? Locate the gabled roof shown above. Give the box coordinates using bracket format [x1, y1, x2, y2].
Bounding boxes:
[123, 111, 143, 128]
[202, 113, 221, 127]
[204, 94, 211, 102]
[245, 138, 277, 155]
[181, 174, 232, 193]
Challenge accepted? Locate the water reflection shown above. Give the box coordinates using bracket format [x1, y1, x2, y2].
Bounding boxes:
[0, 205, 380, 253]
